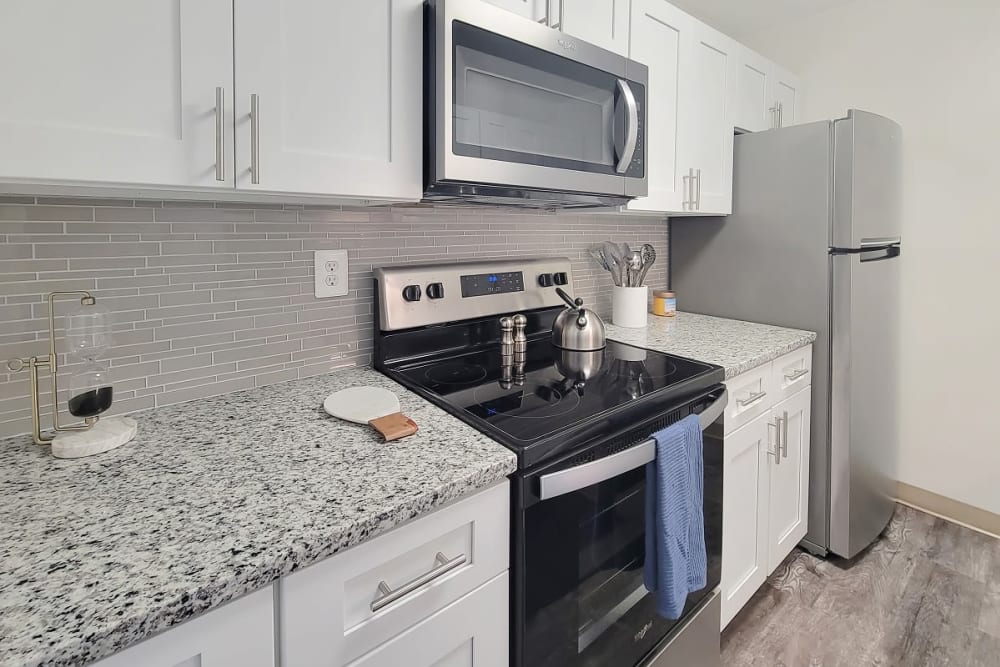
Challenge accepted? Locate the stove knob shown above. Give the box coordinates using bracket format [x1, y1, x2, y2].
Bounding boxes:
[402, 284, 422, 302]
[426, 282, 445, 299]
[538, 273, 553, 288]
[553, 272, 569, 286]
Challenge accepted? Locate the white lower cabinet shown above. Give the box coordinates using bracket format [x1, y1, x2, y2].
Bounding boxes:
[721, 346, 812, 629]
[91, 482, 510, 666]
[767, 388, 811, 572]
[91, 586, 275, 667]
[720, 413, 771, 628]
[349, 573, 509, 667]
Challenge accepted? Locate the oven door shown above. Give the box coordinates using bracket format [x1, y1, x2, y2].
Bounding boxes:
[428, 0, 646, 198]
[512, 387, 726, 667]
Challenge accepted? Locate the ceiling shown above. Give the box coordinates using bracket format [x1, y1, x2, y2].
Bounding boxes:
[666, 0, 857, 39]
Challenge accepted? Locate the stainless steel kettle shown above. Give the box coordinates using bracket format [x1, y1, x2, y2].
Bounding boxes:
[552, 288, 606, 351]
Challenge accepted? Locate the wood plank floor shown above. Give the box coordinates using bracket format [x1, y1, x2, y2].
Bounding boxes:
[722, 505, 1000, 666]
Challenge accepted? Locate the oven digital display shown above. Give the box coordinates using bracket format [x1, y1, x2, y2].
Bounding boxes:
[460, 271, 524, 297]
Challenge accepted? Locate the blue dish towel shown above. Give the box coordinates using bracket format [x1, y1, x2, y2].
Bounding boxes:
[643, 414, 707, 620]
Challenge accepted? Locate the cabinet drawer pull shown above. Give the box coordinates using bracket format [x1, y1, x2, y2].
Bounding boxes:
[215, 87, 225, 182]
[736, 389, 767, 408]
[250, 93, 261, 184]
[371, 551, 467, 613]
[784, 368, 809, 382]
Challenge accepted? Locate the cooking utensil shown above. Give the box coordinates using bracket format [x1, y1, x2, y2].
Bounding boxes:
[552, 287, 607, 351]
[588, 244, 612, 275]
[627, 250, 643, 287]
[602, 241, 624, 287]
[637, 244, 656, 286]
[323, 386, 418, 441]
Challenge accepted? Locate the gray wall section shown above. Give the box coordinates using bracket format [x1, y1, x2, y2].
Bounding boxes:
[670, 122, 834, 551]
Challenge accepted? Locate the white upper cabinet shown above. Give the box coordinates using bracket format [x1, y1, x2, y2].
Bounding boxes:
[233, 0, 423, 201]
[678, 19, 735, 215]
[732, 48, 801, 131]
[628, 5, 734, 216]
[0, 0, 234, 190]
[626, 0, 689, 214]
[770, 64, 801, 128]
[560, 0, 631, 56]
[733, 45, 773, 133]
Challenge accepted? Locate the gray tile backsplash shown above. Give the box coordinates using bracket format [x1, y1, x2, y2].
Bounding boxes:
[0, 197, 668, 439]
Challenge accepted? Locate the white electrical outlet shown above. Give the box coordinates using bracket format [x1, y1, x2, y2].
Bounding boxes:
[314, 250, 349, 298]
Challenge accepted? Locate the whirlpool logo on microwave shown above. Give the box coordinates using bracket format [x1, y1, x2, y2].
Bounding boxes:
[634, 620, 654, 642]
[557, 38, 576, 51]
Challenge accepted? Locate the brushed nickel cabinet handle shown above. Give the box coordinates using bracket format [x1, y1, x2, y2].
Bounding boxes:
[250, 93, 260, 184]
[682, 173, 691, 210]
[737, 389, 767, 408]
[769, 104, 777, 129]
[785, 368, 809, 382]
[767, 421, 781, 466]
[695, 168, 702, 210]
[778, 102, 784, 128]
[371, 551, 467, 613]
[781, 410, 789, 458]
[215, 87, 225, 182]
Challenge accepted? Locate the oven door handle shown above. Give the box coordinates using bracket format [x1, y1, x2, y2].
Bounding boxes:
[538, 389, 727, 500]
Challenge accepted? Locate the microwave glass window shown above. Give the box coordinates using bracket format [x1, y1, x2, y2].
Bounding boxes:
[452, 21, 621, 175]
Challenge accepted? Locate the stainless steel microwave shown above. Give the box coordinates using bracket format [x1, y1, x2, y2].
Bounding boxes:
[424, 0, 648, 209]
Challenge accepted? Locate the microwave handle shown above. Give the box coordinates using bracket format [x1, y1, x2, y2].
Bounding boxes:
[538, 389, 727, 500]
[615, 79, 639, 174]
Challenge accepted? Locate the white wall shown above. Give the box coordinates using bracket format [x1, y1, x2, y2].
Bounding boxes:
[740, 0, 1000, 514]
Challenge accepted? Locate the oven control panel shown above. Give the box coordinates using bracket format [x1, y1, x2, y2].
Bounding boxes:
[375, 258, 573, 331]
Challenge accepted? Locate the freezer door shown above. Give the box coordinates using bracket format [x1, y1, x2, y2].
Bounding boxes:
[829, 110, 902, 558]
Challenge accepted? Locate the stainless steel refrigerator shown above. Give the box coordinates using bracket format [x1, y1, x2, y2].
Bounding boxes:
[671, 109, 901, 559]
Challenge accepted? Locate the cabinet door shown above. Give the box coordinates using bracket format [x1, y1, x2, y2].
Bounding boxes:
[626, 0, 690, 214]
[721, 414, 772, 629]
[482, 0, 544, 21]
[92, 586, 274, 667]
[0, 0, 234, 190]
[768, 386, 811, 573]
[733, 46, 772, 133]
[560, 0, 630, 56]
[351, 573, 509, 667]
[234, 0, 422, 201]
[678, 19, 735, 215]
[770, 64, 800, 128]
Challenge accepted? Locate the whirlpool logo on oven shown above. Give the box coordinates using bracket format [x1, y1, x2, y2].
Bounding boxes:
[634, 620, 654, 642]
[557, 38, 576, 51]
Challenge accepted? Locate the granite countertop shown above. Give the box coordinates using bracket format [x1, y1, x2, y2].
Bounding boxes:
[605, 312, 817, 379]
[0, 367, 517, 667]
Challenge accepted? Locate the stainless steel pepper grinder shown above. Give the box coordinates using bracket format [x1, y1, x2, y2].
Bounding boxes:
[512, 314, 527, 383]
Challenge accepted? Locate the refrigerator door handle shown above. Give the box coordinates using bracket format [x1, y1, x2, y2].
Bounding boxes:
[829, 237, 901, 261]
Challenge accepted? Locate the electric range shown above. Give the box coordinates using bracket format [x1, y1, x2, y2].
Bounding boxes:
[374, 258, 726, 667]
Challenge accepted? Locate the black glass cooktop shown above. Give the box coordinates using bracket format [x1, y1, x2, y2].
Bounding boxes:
[389, 339, 721, 465]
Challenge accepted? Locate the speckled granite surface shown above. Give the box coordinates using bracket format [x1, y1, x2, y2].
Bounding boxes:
[0, 367, 516, 667]
[606, 312, 816, 379]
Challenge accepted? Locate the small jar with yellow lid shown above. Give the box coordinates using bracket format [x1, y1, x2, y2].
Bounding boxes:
[652, 290, 676, 317]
